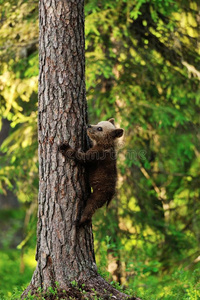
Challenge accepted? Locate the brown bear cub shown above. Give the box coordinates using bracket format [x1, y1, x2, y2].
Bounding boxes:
[59, 118, 124, 225]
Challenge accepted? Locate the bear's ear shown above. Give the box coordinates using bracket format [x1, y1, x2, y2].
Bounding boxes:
[108, 118, 115, 126]
[111, 128, 124, 138]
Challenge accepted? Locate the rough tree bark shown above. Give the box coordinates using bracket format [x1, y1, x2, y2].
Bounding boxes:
[22, 1, 141, 299]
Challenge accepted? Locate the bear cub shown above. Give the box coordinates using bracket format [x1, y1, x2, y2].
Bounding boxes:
[59, 118, 124, 225]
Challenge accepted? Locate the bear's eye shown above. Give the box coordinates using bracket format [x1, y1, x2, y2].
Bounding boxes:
[97, 127, 103, 131]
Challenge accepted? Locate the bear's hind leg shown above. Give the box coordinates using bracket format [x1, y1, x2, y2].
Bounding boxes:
[79, 192, 108, 225]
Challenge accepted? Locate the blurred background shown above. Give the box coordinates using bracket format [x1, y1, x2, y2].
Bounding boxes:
[0, 0, 199, 299]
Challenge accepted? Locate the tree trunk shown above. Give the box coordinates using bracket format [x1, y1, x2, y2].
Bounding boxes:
[22, 1, 141, 299]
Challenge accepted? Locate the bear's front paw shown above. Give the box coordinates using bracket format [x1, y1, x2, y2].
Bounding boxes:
[58, 142, 71, 153]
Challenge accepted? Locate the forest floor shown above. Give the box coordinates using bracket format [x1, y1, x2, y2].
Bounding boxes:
[24, 287, 141, 300]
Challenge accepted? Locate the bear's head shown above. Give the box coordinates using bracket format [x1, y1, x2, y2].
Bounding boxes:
[87, 118, 124, 146]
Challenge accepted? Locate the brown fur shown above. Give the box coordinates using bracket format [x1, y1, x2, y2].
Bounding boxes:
[59, 118, 124, 225]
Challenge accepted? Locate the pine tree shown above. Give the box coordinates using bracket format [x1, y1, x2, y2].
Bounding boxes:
[22, 1, 140, 299]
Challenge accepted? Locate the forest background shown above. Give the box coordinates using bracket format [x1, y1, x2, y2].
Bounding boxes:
[0, 0, 199, 299]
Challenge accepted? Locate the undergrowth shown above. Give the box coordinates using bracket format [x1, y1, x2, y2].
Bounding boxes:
[0, 248, 199, 300]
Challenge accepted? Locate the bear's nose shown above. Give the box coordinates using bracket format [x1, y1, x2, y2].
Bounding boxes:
[87, 124, 92, 128]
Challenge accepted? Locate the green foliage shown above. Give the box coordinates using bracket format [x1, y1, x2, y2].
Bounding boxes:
[0, 0, 38, 206]
[132, 268, 200, 300]
[0, 248, 36, 299]
[88, 1, 200, 297]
